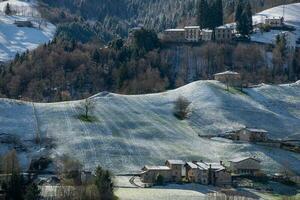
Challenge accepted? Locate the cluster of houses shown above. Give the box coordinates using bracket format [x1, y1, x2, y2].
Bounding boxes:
[159, 15, 297, 51]
[140, 157, 262, 186]
[160, 25, 234, 43]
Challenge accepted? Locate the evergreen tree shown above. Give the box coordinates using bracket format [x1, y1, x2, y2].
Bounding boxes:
[4, 3, 12, 15]
[215, 0, 224, 27]
[236, 0, 253, 36]
[95, 166, 114, 200]
[244, 1, 253, 34]
[7, 171, 24, 200]
[197, 0, 209, 29]
[25, 183, 41, 200]
[235, 0, 244, 22]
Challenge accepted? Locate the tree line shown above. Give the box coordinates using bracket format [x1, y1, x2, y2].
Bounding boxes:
[0, 150, 116, 200]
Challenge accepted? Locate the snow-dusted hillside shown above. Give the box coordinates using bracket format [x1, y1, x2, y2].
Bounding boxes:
[251, 3, 300, 45]
[1, 81, 300, 174]
[0, 0, 55, 62]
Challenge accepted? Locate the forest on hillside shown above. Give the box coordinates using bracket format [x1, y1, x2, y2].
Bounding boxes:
[0, 0, 299, 102]
[38, 0, 300, 42]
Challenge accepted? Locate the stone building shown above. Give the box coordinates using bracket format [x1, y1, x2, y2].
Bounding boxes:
[214, 71, 241, 89]
[265, 17, 284, 27]
[140, 165, 172, 183]
[215, 25, 233, 41]
[184, 26, 201, 42]
[229, 157, 261, 176]
[231, 127, 268, 142]
[165, 160, 185, 182]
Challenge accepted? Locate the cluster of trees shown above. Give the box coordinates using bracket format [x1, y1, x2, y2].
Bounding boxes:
[0, 150, 41, 200]
[0, 29, 169, 101]
[0, 150, 116, 200]
[235, 0, 253, 36]
[58, 155, 116, 200]
[1, 27, 299, 102]
[197, 0, 223, 29]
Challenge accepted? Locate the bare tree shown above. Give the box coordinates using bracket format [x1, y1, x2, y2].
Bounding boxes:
[80, 98, 95, 119]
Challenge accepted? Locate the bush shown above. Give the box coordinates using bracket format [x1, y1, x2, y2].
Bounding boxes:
[173, 96, 191, 120]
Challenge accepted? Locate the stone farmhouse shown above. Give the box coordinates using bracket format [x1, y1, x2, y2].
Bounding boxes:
[230, 127, 268, 142]
[141, 159, 233, 187]
[140, 165, 173, 183]
[229, 157, 261, 176]
[214, 71, 241, 89]
[165, 160, 185, 182]
[265, 17, 284, 28]
[185, 161, 232, 186]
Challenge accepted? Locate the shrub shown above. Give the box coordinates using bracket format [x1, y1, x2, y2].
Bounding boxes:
[173, 96, 191, 120]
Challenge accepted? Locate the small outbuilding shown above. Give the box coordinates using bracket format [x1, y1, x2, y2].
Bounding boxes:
[214, 71, 241, 89]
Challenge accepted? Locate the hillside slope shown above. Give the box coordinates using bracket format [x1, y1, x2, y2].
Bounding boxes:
[1, 81, 300, 174]
[0, 0, 55, 62]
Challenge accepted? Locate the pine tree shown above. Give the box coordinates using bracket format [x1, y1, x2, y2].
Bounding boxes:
[197, 0, 208, 29]
[4, 3, 12, 15]
[236, 0, 253, 36]
[215, 0, 223, 27]
[235, 0, 244, 22]
[95, 166, 114, 200]
[244, 1, 253, 34]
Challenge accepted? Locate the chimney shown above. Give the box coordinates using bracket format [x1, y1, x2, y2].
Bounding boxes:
[220, 161, 223, 166]
[192, 160, 197, 164]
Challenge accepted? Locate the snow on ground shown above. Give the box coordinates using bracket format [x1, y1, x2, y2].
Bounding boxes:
[1, 81, 300, 175]
[251, 3, 300, 45]
[0, 0, 55, 62]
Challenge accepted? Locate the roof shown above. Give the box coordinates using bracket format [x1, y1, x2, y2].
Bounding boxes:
[165, 29, 185, 32]
[246, 128, 268, 133]
[184, 26, 200, 29]
[229, 157, 261, 163]
[166, 160, 185, 165]
[202, 29, 213, 33]
[214, 71, 240, 76]
[216, 24, 234, 29]
[143, 165, 170, 171]
[185, 162, 198, 169]
[196, 162, 225, 171]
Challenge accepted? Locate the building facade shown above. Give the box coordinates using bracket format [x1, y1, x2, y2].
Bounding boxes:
[229, 157, 261, 176]
[202, 29, 213, 41]
[265, 17, 284, 27]
[231, 127, 268, 142]
[162, 29, 186, 42]
[184, 26, 201, 42]
[165, 160, 185, 182]
[140, 165, 172, 183]
[214, 71, 241, 88]
[215, 25, 233, 41]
